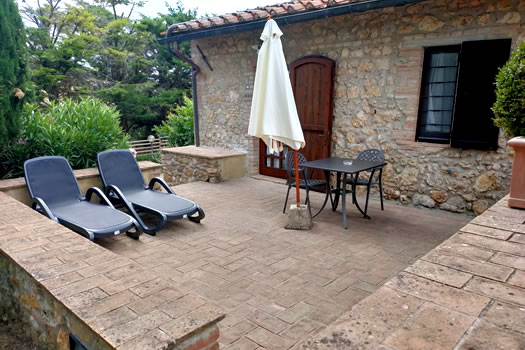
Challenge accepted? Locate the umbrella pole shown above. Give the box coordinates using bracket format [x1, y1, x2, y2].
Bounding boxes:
[294, 149, 300, 206]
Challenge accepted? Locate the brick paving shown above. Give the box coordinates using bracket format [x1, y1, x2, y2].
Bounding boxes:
[96, 178, 469, 350]
[302, 195, 525, 350]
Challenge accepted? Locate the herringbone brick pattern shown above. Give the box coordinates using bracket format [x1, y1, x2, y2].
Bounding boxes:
[98, 178, 469, 349]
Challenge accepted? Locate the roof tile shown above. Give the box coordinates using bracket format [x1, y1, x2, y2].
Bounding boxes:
[164, 0, 367, 36]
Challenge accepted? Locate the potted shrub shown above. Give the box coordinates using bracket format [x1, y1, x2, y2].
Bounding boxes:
[493, 42, 525, 209]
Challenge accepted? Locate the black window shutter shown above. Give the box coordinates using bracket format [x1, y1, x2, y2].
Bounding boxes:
[451, 39, 512, 150]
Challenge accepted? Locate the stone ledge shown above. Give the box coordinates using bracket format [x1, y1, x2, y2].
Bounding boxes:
[162, 146, 246, 160]
[0, 161, 161, 191]
[301, 195, 525, 350]
[0, 161, 162, 207]
[0, 192, 225, 350]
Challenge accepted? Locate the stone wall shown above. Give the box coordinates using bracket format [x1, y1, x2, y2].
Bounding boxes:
[191, 0, 525, 215]
[162, 146, 247, 186]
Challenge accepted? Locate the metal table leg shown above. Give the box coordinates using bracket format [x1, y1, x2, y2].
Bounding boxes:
[341, 173, 348, 229]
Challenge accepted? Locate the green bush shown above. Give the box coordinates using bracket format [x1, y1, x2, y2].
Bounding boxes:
[492, 42, 525, 138]
[1, 98, 129, 178]
[136, 152, 161, 164]
[153, 96, 194, 147]
[0, 0, 28, 148]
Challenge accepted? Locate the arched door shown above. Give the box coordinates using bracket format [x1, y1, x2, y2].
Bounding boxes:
[259, 56, 335, 179]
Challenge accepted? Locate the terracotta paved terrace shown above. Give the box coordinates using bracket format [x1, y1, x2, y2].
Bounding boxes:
[303, 195, 525, 350]
[97, 178, 469, 350]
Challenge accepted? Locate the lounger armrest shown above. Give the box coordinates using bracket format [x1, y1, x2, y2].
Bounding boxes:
[148, 177, 175, 195]
[85, 187, 115, 208]
[32, 197, 59, 223]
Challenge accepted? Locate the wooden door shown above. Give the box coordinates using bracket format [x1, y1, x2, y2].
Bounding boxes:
[259, 56, 334, 179]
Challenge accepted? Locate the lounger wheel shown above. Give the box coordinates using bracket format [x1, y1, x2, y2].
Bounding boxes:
[126, 229, 141, 240]
[188, 207, 205, 223]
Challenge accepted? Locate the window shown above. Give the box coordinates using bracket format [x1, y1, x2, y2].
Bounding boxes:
[416, 39, 512, 150]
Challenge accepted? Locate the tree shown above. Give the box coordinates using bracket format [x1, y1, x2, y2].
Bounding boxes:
[20, 0, 197, 138]
[95, 2, 197, 138]
[0, 0, 28, 147]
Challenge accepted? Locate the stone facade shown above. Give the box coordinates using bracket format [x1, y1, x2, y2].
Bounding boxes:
[162, 146, 247, 186]
[190, 0, 525, 215]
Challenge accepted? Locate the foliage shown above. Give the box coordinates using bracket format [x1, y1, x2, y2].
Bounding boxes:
[136, 152, 161, 163]
[0, 98, 129, 178]
[493, 42, 525, 138]
[96, 82, 185, 138]
[19, 0, 197, 138]
[0, 0, 28, 148]
[153, 95, 194, 147]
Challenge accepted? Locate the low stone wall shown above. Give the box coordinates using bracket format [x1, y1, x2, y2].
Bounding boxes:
[0, 161, 162, 206]
[302, 195, 525, 349]
[161, 146, 247, 186]
[0, 184, 225, 349]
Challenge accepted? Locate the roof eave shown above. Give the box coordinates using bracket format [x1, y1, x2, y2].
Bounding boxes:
[158, 0, 423, 45]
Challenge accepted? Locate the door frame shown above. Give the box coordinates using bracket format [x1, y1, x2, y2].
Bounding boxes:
[258, 55, 335, 179]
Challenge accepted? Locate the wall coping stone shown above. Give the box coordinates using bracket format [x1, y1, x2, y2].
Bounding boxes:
[0, 161, 161, 191]
[0, 190, 225, 349]
[301, 195, 525, 349]
[162, 146, 246, 159]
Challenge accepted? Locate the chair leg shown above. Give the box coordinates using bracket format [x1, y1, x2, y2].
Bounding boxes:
[364, 184, 371, 217]
[305, 186, 312, 217]
[342, 176, 348, 229]
[379, 179, 384, 210]
[283, 185, 291, 214]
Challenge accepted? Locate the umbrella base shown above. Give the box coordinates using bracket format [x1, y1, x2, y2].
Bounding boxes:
[285, 204, 312, 230]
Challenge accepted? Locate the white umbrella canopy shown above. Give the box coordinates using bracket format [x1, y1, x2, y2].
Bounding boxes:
[248, 19, 305, 154]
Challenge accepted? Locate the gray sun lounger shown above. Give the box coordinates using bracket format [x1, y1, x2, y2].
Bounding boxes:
[97, 149, 205, 235]
[24, 156, 141, 241]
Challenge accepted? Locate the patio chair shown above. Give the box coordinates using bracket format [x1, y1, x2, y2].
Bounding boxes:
[283, 151, 330, 216]
[97, 149, 205, 235]
[343, 148, 385, 213]
[24, 156, 141, 241]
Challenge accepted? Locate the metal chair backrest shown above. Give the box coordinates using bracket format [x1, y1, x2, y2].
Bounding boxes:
[357, 149, 384, 182]
[285, 151, 307, 181]
[357, 149, 385, 162]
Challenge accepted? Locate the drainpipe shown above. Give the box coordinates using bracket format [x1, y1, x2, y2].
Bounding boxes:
[166, 25, 201, 147]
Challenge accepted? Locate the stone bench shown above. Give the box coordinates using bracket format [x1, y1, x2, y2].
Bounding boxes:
[161, 146, 246, 185]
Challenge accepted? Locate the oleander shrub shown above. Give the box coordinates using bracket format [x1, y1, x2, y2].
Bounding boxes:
[1, 98, 129, 178]
[492, 42, 525, 138]
[153, 95, 194, 147]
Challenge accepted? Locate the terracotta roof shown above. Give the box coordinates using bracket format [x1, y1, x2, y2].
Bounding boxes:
[166, 0, 365, 35]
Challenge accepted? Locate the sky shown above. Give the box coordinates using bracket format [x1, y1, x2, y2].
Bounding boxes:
[136, 0, 277, 19]
[18, 0, 280, 24]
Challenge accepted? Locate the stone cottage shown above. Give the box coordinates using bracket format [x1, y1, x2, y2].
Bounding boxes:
[160, 0, 525, 215]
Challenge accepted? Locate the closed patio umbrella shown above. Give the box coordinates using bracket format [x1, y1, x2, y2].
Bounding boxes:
[248, 18, 305, 206]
